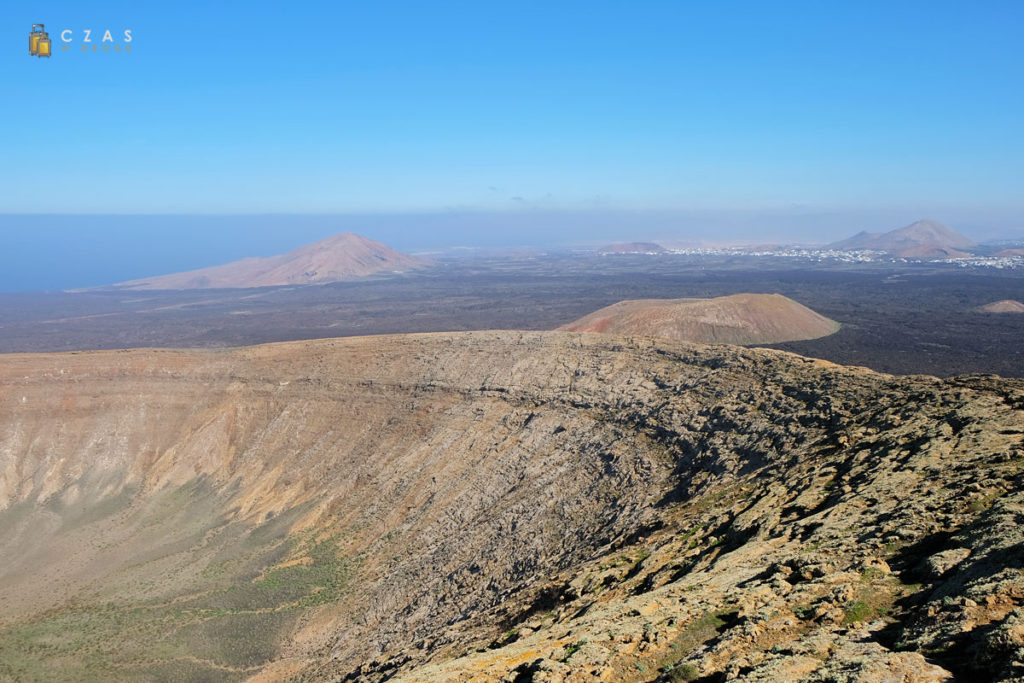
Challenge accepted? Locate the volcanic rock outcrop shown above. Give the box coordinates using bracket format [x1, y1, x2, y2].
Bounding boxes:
[558, 293, 840, 345]
[978, 299, 1024, 313]
[108, 232, 429, 290]
[0, 332, 1022, 682]
[829, 219, 975, 258]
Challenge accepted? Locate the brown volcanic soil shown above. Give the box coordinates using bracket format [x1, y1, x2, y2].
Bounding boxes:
[109, 232, 429, 290]
[558, 293, 840, 345]
[1, 332, 1023, 681]
[979, 299, 1024, 313]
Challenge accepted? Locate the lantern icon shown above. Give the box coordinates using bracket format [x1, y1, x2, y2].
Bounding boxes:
[30, 24, 51, 58]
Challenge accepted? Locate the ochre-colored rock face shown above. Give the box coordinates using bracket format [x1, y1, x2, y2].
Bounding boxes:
[558, 293, 840, 345]
[0, 332, 1021, 682]
[979, 299, 1024, 313]
[110, 232, 429, 289]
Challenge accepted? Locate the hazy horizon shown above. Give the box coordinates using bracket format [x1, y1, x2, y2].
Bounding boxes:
[0, 209, 1021, 292]
[4, 1, 1023, 290]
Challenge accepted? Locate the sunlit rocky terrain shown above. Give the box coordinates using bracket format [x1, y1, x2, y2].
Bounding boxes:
[1, 331, 1021, 681]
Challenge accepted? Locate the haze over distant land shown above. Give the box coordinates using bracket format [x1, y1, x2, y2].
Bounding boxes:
[597, 242, 667, 255]
[4, 2, 1024, 290]
[559, 293, 840, 345]
[828, 219, 976, 258]
[104, 233, 429, 290]
[2, 210, 1021, 292]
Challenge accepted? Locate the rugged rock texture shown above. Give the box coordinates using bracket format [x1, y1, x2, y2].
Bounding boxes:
[979, 299, 1024, 314]
[0, 332, 1021, 682]
[108, 233, 429, 290]
[557, 293, 840, 345]
[829, 219, 975, 257]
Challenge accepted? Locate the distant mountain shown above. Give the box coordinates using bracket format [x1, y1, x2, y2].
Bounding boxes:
[597, 242, 667, 255]
[828, 219, 975, 257]
[978, 299, 1024, 313]
[110, 233, 430, 290]
[893, 244, 973, 260]
[558, 293, 840, 345]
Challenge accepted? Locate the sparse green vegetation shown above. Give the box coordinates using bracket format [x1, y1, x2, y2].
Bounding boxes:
[617, 609, 734, 682]
[860, 566, 886, 582]
[842, 600, 880, 624]
[489, 628, 520, 649]
[665, 662, 700, 681]
[0, 525, 353, 682]
[792, 604, 813, 620]
[679, 525, 704, 550]
[883, 539, 905, 557]
[966, 491, 1001, 513]
[561, 639, 586, 661]
[691, 484, 750, 514]
[842, 574, 898, 626]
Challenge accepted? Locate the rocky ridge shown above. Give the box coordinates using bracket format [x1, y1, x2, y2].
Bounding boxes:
[0, 332, 1021, 681]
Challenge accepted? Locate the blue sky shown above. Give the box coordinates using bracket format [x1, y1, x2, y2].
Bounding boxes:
[1, 1, 1023, 288]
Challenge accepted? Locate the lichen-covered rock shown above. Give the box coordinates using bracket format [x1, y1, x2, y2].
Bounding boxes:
[0, 331, 1021, 681]
[921, 548, 972, 580]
